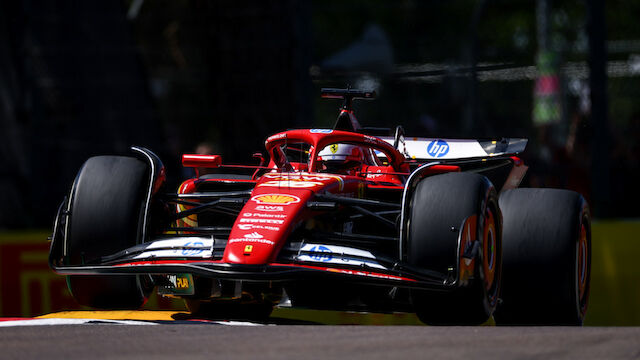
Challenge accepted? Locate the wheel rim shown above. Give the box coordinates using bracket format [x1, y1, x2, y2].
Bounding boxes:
[483, 207, 498, 305]
[577, 221, 589, 314]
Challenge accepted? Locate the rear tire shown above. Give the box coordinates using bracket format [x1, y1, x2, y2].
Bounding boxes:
[494, 188, 591, 325]
[66, 156, 153, 309]
[408, 173, 501, 325]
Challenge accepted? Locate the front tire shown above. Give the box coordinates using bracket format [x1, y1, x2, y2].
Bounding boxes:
[494, 188, 591, 325]
[65, 156, 153, 309]
[408, 173, 502, 325]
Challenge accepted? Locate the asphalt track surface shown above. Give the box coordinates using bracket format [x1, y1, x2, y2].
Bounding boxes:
[1, 321, 639, 360]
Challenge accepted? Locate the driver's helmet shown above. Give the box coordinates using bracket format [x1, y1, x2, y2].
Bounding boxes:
[317, 143, 364, 174]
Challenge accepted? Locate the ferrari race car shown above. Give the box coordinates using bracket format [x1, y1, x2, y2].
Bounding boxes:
[49, 88, 591, 325]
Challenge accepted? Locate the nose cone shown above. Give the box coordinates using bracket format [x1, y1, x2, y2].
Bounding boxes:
[223, 173, 347, 265]
[223, 189, 309, 265]
[224, 238, 277, 265]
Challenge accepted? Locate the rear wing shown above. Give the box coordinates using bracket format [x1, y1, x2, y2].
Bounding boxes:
[378, 136, 528, 160]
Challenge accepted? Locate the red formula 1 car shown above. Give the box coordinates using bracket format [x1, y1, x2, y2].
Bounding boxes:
[49, 88, 591, 325]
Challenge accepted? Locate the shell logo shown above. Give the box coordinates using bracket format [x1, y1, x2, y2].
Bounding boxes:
[251, 194, 301, 205]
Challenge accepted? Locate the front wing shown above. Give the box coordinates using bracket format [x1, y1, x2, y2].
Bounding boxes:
[48, 196, 476, 292]
[49, 236, 457, 291]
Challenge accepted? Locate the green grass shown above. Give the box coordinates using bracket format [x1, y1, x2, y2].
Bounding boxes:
[0, 230, 51, 243]
[584, 220, 640, 325]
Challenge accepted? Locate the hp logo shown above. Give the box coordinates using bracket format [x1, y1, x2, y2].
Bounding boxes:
[309, 246, 332, 262]
[182, 241, 205, 256]
[427, 139, 450, 158]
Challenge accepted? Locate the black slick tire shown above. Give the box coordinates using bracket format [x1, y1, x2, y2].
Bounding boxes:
[66, 156, 153, 309]
[494, 188, 591, 325]
[408, 172, 502, 325]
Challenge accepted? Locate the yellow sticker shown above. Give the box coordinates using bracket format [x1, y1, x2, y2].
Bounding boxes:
[244, 245, 253, 253]
[175, 277, 190, 289]
[330, 144, 339, 154]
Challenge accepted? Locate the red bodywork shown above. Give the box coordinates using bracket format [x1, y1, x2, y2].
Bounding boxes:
[46, 88, 534, 319]
[176, 129, 503, 269]
[179, 129, 413, 266]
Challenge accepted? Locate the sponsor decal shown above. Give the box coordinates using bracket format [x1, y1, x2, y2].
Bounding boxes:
[175, 277, 190, 289]
[260, 173, 345, 191]
[181, 241, 205, 256]
[229, 238, 275, 245]
[330, 144, 339, 153]
[129, 238, 214, 259]
[251, 194, 300, 205]
[366, 169, 384, 179]
[255, 205, 284, 212]
[243, 213, 286, 219]
[298, 243, 387, 270]
[263, 173, 343, 181]
[308, 245, 332, 262]
[243, 232, 264, 239]
[244, 245, 253, 253]
[134, 249, 212, 259]
[143, 238, 214, 251]
[266, 133, 287, 142]
[363, 135, 378, 144]
[300, 244, 377, 259]
[258, 180, 323, 188]
[310, 129, 333, 134]
[427, 139, 450, 158]
[168, 274, 192, 289]
[159, 273, 195, 295]
[237, 224, 280, 231]
[239, 218, 285, 225]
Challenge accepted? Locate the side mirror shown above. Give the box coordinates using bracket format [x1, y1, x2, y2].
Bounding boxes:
[182, 154, 222, 168]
